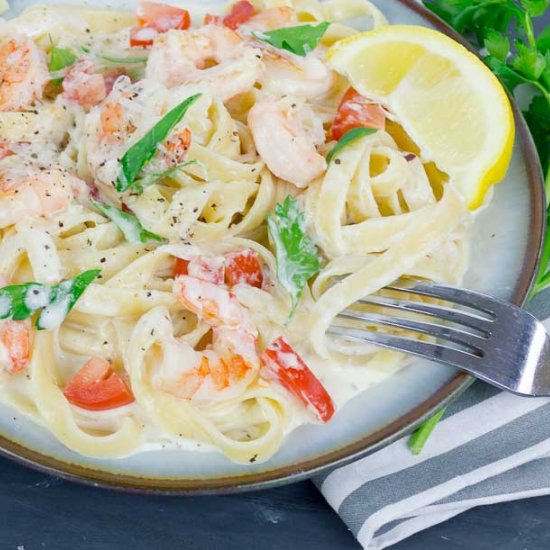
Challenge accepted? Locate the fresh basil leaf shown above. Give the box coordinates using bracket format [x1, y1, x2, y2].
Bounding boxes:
[253, 22, 330, 56]
[49, 46, 77, 73]
[512, 41, 547, 80]
[49, 46, 77, 86]
[116, 93, 201, 192]
[92, 199, 167, 244]
[327, 127, 378, 163]
[408, 407, 447, 455]
[0, 270, 100, 330]
[37, 270, 101, 330]
[520, 0, 549, 17]
[483, 28, 509, 62]
[267, 196, 321, 317]
[98, 54, 148, 64]
[132, 160, 197, 192]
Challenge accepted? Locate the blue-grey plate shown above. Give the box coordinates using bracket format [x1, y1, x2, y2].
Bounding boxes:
[0, 0, 544, 493]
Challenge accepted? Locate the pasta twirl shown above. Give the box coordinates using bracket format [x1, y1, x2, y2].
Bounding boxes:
[0, 0, 475, 464]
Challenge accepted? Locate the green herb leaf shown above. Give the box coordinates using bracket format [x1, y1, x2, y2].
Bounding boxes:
[253, 22, 330, 56]
[116, 93, 201, 192]
[132, 160, 197, 192]
[98, 54, 148, 64]
[484, 28, 510, 62]
[91, 199, 167, 244]
[512, 41, 547, 80]
[485, 54, 534, 90]
[408, 407, 447, 455]
[267, 196, 322, 316]
[537, 25, 550, 53]
[49, 45, 77, 86]
[327, 127, 378, 163]
[0, 270, 100, 330]
[520, 0, 549, 17]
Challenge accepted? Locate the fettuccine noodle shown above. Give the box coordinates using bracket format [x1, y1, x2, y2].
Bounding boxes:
[0, 0, 470, 464]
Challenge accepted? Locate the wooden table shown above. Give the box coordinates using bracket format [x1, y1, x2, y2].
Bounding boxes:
[2, 456, 550, 549]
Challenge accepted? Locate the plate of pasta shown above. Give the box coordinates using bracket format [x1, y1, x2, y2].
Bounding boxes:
[0, 0, 543, 492]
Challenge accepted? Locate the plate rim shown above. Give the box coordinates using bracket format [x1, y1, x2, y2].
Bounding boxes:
[0, 0, 545, 494]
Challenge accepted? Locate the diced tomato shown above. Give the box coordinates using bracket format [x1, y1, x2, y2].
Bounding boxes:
[62, 60, 107, 108]
[261, 337, 335, 422]
[130, 26, 159, 47]
[63, 357, 135, 411]
[174, 257, 189, 277]
[331, 87, 386, 141]
[131, 2, 191, 47]
[204, 1, 256, 30]
[174, 256, 225, 285]
[225, 248, 263, 289]
[164, 127, 192, 166]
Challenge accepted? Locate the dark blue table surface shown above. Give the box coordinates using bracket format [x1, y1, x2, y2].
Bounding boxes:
[2, 455, 550, 550]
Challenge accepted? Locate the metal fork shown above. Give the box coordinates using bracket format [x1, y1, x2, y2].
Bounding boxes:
[328, 282, 550, 396]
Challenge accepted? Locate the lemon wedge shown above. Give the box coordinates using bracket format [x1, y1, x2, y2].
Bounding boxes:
[326, 25, 514, 209]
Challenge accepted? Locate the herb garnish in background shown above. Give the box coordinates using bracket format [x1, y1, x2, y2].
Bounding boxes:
[409, 0, 549, 455]
[423, 0, 550, 293]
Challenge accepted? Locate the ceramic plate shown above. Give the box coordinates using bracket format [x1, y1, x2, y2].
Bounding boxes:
[0, 0, 544, 493]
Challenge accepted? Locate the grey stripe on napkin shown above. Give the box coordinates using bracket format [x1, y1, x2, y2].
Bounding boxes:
[316, 291, 550, 550]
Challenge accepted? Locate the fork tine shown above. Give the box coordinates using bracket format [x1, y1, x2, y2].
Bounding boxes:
[338, 310, 486, 353]
[327, 325, 481, 368]
[357, 296, 492, 334]
[387, 282, 498, 318]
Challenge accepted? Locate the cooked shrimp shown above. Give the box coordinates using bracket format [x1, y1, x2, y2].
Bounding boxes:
[0, 165, 88, 228]
[86, 77, 194, 191]
[248, 97, 327, 188]
[246, 6, 295, 30]
[0, 35, 49, 112]
[260, 52, 334, 100]
[62, 60, 107, 108]
[0, 319, 31, 374]
[145, 26, 263, 101]
[174, 275, 251, 330]
[0, 277, 31, 374]
[158, 274, 260, 401]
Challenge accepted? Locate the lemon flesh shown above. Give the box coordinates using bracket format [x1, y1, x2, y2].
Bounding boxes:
[327, 26, 515, 210]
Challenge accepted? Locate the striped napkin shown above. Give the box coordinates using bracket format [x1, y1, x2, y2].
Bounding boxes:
[315, 288, 550, 549]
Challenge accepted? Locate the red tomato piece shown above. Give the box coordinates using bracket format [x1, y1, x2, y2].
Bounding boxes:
[130, 2, 191, 47]
[174, 257, 189, 277]
[174, 256, 225, 285]
[225, 248, 263, 289]
[62, 60, 107, 108]
[130, 26, 159, 47]
[331, 87, 386, 141]
[204, 1, 256, 30]
[137, 1, 191, 31]
[63, 357, 135, 411]
[261, 337, 335, 422]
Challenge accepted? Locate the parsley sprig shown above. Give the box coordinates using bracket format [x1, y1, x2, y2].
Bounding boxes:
[423, 0, 550, 293]
[267, 196, 322, 317]
[412, 0, 549, 456]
